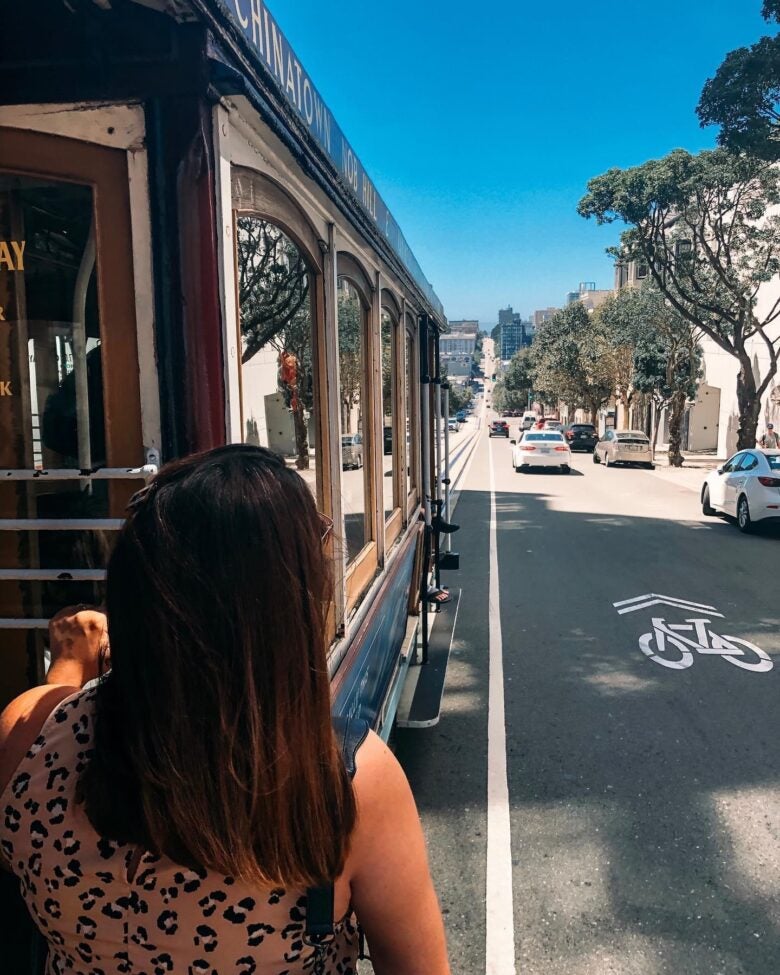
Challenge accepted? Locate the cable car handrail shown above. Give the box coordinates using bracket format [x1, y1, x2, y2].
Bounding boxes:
[0, 569, 105, 581]
[0, 465, 157, 481]
[0, 619, 51, 630]
[0, 519, 124, 530]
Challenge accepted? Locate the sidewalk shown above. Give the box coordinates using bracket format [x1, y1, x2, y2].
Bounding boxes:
[650, 450, 723, 493]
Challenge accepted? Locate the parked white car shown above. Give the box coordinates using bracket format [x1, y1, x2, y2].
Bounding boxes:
[511, 431, 572, 474]
[592, 429, 654, 469]
[341, 433, 363, 470]
[447, 418, 460, 432]
[701, 449, 780, 532]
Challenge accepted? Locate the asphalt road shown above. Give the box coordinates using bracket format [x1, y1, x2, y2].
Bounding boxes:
[394, 405, 780, 975]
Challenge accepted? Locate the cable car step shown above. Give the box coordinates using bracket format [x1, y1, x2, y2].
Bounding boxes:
[396, 589, 459, 729]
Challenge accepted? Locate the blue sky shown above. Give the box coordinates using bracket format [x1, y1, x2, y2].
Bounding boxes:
[273, 1, 769, 326]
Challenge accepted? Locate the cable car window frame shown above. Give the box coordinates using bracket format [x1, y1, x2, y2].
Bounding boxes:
[336, 252, 378, 610]
[380, 289, 403, 548]
[405, 312, 420, 517]
[230, 168, 330, 517]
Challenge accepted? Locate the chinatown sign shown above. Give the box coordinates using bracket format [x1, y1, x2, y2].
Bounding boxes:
[214, 0, 444, 319]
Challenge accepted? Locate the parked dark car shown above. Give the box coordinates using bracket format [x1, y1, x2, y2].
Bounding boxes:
[564, 423, 598, 452]
[489, 420, 509, 437]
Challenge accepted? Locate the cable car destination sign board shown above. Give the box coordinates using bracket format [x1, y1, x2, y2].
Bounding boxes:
[215, 0, 444, 319]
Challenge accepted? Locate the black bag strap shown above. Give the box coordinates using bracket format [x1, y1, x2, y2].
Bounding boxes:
[304, 716, 369, 943]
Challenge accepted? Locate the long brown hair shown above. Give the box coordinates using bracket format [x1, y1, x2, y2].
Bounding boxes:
[79, 444, 356, 887]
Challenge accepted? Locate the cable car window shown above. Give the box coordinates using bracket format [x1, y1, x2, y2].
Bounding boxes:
[405, 327, 417, 504]
[0, 176, 111, 643]
[381, 310, 396, 521]
[338, 278, 370, 563]
[235, 216, 318, 499]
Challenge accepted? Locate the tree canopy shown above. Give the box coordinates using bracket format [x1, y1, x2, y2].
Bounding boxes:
[579, 148, 780, 448]
[697, 2, 780, 160]
[492, 347, 534, 413]
[528, 303, 615, 421]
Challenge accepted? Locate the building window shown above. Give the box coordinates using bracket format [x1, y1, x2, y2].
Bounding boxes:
[636, 263, 648, 280]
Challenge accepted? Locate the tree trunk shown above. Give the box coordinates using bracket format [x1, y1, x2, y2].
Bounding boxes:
[590, 403, 598, 425]
[667, 390, 687, 467]
[292, 398, 309, 470]
[735, 355, 762, 450]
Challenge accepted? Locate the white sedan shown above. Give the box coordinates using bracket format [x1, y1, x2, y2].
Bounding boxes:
[701, 449, 780, 532]
[511, 431, 572, 474]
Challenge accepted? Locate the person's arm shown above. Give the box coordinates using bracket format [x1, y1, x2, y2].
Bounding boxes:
[0, 606, 108, 799]
[348, 731, 450, 975]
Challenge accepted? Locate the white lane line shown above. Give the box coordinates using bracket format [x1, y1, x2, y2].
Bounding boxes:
[485, 436, 516, 975]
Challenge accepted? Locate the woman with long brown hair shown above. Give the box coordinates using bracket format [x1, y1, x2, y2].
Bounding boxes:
[0, 444, 450, 974]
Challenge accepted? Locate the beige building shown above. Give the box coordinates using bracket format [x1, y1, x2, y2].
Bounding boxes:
[533, 307, 558, 328]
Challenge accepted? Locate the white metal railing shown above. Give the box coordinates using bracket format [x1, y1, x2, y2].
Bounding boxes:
[1, 465, 156, 629]
[0, 465, 156, 481]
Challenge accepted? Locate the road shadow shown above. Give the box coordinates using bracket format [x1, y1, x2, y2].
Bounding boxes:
[399, 481, 780, 974]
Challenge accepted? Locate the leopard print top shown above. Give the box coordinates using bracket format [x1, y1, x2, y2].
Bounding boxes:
[0, 687, 359, 975]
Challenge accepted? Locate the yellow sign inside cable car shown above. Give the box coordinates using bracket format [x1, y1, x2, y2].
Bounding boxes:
[0, 240, 25, 271]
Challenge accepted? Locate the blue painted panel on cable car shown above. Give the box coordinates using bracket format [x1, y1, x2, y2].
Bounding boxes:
[332, 538, 417, 727]
[207, 0, 444, 321]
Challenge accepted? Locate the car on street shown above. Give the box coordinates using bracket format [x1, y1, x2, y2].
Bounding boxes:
[701, 449, 780, 532]
[489, 420, 509, 437]
[593, 429, 654, 469]
[447, 418, 460, 432]
[521, 411, 538, 430]
[341, 433, 363, 469]
[542, 419, 564, 431]
[564, 422, 598, 452]
[456, 410, 467, 422]
[511, 430, 571, 473]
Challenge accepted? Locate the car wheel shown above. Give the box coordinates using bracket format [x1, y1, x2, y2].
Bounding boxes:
[592, 451, 600, 464]
[701, 486, 716, 516]
[561, 465, 571, 475]
[645, 463, 655, 470]
[604, 454, 611, 468]
[737, 495, 754, 533]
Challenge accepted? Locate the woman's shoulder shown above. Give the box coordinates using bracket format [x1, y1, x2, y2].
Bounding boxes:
[349, 730, 413, 828]
[0, 684, 84, 798]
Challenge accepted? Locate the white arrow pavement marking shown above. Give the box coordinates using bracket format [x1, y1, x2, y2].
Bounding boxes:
[613, 593, 724, 617]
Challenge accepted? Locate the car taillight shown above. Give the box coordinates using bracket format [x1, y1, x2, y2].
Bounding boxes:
[758, 476, 780, 487]
[565, 431, 574, 439]
[522, 445, 536, 451]
[554, 445, 568, 452]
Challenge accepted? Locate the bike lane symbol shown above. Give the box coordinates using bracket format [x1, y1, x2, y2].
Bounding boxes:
[638, 617, 773, 673]
[612, 595, 774, 675]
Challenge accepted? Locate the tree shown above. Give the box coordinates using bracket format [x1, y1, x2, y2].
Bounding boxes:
[236, 217, 314, 469]
[338, 289, 363, 434]
[597, 285, 702, 466]
[579, 148, 780, 449]
[697, 2, 780, 160]
[492, 347, 534, 413]
[237, 217, 310, 364]
[528, 303, 615, 422]
[447, 383, 473, 414]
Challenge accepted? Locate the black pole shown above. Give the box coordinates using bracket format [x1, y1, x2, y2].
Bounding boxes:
[419, 314, 430, 665]
[432, 329, 442, 591]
